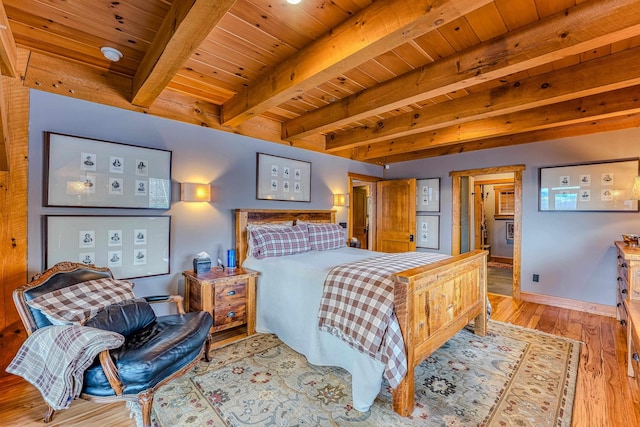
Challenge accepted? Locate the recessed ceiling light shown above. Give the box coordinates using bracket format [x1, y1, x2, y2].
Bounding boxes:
[287, 0, 302, 4]
[100, 46, 123, 62]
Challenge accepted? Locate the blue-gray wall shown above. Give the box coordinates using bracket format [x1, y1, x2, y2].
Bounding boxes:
[387, 129, 640, 306]
[27, 90, 380, 305]
[27, 89, 640, 310]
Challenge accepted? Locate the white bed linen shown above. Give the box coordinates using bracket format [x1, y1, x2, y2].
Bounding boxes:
[243, 246, 386, 412]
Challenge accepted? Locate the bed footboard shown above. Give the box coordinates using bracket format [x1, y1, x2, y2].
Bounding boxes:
[391, 249, 488, 416]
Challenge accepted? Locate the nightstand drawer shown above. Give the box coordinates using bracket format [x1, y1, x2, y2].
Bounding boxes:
[213, 303, 246, 330]
[214, 281, 247, 306]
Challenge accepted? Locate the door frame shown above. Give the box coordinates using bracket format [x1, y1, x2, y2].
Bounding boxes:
[348, 172, 382, 251]
[451, 165, 525, 300]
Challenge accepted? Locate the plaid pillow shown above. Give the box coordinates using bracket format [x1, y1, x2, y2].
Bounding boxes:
[26, 278, 135, 325]
[246, 221, 293, 259]
[307, 223, 346, 251]
[251, 224, 311, 259]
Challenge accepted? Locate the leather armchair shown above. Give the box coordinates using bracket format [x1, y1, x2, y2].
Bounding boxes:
[12, 262, 212, 427]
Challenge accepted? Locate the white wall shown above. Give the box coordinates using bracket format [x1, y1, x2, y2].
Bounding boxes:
[387, 129, 640, 307]
[27, 90, 381, 308]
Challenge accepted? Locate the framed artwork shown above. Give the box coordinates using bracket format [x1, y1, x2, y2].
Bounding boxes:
[539, 158, 639, 212]
[44, 132, 172, 209]
[45, 215, 171, 279]
[506, 221, 515, 240]
[416, 178, 440, 212]
[416, 214, 439, 249]
[256, 152, 311, 202]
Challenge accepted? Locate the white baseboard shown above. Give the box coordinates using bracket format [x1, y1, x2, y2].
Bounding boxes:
[520, 291, 616, 318]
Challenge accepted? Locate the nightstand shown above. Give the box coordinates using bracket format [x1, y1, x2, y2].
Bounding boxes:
[183, 267, 258, 336]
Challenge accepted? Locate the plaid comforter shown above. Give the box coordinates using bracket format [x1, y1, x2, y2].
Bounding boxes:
[317, 252, 448, 388]
[6, 325, 124, 410]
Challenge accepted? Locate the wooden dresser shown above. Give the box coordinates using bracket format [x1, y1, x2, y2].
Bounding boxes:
[625, 299, 640, 386]
[615, 241, 640, 327]
[183, 267, 258, 336]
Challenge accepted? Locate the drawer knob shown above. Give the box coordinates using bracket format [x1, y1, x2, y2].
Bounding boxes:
[621, 319, 627, 326]
[621, 263, 628, 268]
[227, 311, 236, 318]
[634, 353, 640, 362]
[227, 290, 236, 296]
[622, 289, 628, 294]
[617, 302, 622, 307]
[618, 277, 623, 282]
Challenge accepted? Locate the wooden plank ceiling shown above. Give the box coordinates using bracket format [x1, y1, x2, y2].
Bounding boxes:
[2, 0, 640, 165]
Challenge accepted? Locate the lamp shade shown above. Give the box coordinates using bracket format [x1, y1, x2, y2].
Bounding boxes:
[631, 176, 640, 200]
[181, 183, 211, 202]
[333, 193, 349, 207]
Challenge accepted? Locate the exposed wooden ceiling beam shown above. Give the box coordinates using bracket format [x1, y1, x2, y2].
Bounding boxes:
[221, 0, 494, 127]
[348, 84, 640, 161]
[284, 0, 640, 140]
[326, 46, 640, 150]
[0, 0, 16, 79]
[131, 0, 235, 107]
[358, 113, 640, 164]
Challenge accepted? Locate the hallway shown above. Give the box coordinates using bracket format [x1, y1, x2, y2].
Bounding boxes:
[487, 261, 513, 296]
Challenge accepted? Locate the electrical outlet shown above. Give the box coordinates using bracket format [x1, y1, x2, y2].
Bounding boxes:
[532, 274, 539, 282]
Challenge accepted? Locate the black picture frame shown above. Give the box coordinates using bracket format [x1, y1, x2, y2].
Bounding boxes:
[44, 132, 172, 209]
[538, 158, 639, 212]
[45, 215, 171, 279]
[256, 152, 311, 202]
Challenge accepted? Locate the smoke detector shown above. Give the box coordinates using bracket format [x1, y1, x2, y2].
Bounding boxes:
[100, 47, 123, 62]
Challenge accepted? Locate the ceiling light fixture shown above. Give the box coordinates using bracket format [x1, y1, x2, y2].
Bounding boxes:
[100, 46, 123, 62]
[286, 0, 302, 4]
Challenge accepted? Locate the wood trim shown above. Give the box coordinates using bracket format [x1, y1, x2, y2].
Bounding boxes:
[0, 57, 29, 376]
[450, 165, 526, 178]
[348, 173, 381, 251]
[451, 165, 524, 300]
[520, 291, 616, 318]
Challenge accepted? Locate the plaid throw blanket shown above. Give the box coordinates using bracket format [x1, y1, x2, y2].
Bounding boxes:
[318, 252, 448, 388]
[6, 325, 124, 410]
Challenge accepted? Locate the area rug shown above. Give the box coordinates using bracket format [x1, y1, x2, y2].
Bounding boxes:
[487, 261, 513, 270]
[151, 320, 580, 426]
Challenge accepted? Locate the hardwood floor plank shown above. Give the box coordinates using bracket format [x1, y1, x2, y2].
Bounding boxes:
[0, 295, 637, 426]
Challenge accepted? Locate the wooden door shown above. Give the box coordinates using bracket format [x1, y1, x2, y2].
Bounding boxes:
[352, 186, 368, 249]
[376, 179, 416, 252]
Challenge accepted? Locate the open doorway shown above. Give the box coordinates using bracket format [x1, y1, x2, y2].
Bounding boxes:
[451, 165, 525, 300]
[348, 173, 381, 251]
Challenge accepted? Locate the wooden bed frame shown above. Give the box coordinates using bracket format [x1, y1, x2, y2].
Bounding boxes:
[235, 208, 487, 417]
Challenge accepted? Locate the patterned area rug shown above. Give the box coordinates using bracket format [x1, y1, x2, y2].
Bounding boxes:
[151, 321, 580, 426]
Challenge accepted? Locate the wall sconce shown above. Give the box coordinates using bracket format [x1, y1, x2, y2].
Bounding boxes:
[333, 193, 349, 207]
[631, 176, 640, 200]
[181, 183, 211, 202]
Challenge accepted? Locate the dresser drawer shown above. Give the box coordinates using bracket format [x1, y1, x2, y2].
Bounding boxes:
[631, 317, 640, 388]
[214, 280, 247, 306]
[619, 298, 629, 331]
[213, 303, 246, 330]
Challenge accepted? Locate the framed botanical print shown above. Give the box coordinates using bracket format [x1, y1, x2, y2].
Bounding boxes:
[44, 132, 172, 209]
[256, 153, 311, 202]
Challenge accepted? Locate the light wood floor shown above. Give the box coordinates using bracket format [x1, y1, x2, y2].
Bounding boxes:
[1, 294, 638, 426]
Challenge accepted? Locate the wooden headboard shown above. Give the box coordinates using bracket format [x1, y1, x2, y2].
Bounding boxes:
[235, 209, 336, 266]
